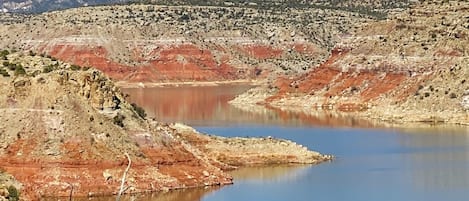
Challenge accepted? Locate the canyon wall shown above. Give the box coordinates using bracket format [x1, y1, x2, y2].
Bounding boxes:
[233, 0, 469, 124]
[0, 4, 374, 83]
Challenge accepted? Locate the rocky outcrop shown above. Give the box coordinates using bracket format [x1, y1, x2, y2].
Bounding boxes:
[0, 52, 331, 200]
[232, 0, 469, 125]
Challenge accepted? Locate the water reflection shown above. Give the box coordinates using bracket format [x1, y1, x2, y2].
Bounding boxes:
[47, 166, 306, 201]
[119, 85, 469, 201]
[64, 187, 216, 201]
[121, 85, 254, 126]
[121, 85, 380, 128]
[229, 165, 311, 183]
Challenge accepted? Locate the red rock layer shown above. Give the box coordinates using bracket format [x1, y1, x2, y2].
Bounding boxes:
[0, 130, 232, 200]
[34, 41, 319, 83]
[265, 48, 421, 111]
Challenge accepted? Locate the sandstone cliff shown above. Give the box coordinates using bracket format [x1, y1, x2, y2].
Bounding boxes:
[232, 0, 469, 125]
[0, 51, 330, 200]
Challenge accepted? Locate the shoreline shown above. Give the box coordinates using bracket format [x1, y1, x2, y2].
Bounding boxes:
[115, 79, 263, 88]
[229, 93, 469, 130]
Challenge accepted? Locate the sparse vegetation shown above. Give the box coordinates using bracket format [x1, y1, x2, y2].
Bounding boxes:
[43, 64, 54, 73]
[131, 103, 147, 119]
[14, 65, 26, 76]
[28, 50, 36, 57]
[0, 50, 9, 60]
[0, 68, 10, 77]
[70, 64, 81, 71]
[113, 113, 126, 127]
[7, 185, 19, 201]
[450, 93, 457, 99]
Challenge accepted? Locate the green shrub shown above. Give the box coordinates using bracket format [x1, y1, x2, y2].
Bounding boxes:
[0, 50, 9, 60]
[0, 69, 10, 77]
[7, 185, 19, 201]
[14, 65, 26, 76]
[0, 49, 9, 56]
[7, 64, 15, 71]
[131, 103, 147, 119]
[4, 62, 19, 71]
[43, 64, 54, 73]
[450, 93, 457, 99]
[113, 113, 125, 127]
[2, 61, 10, 68]
[70, 64, 81, 71]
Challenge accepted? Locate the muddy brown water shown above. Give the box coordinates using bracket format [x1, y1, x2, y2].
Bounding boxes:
[84, 85, 469, 201]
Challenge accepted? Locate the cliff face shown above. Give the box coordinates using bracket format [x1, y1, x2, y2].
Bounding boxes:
[233, 1, 469, 124]
[0, 52, 330, 200]
[0, 4, 375, 83]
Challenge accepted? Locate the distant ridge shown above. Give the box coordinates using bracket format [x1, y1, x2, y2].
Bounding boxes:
[1, 0, 128, 13]
[2, 0, 410, 14]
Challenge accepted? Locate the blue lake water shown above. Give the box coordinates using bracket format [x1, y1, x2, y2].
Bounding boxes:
[121, 86, 469, 201]
[197, 126, 469, 201]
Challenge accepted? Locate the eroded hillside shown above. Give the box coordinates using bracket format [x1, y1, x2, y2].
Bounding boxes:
[0, 51, 330, 200]
[0, 3, 377, 83]
[232, 0, 469, 125]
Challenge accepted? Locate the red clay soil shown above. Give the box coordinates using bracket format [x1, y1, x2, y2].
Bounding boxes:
[293, 48, 351, 94]
[265, 48, 349, 102]
[41, 44, 133, 80]
[32, 39, 324, 83]
[0, 132, 232, 200]
[264, 67, 342, 103]
[296, 67, 342, 93]
[264, 47, 419, 110]
[359, 73, 407, 101]
[40, 44, 243, 82]
[433, 49, 464, 57]
[148, 44, 238, 82]
[323, 71, 374, 97]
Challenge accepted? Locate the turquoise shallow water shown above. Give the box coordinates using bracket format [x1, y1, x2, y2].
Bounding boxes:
[118, 86, 469, 201]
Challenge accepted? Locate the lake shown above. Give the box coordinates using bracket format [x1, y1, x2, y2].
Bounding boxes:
[119, 85, 469, 201]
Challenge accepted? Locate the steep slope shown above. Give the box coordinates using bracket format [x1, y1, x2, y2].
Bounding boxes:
[0, 51, 330, 200]
[0, 3, 375, 83]
[232, 0, 469, 125]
